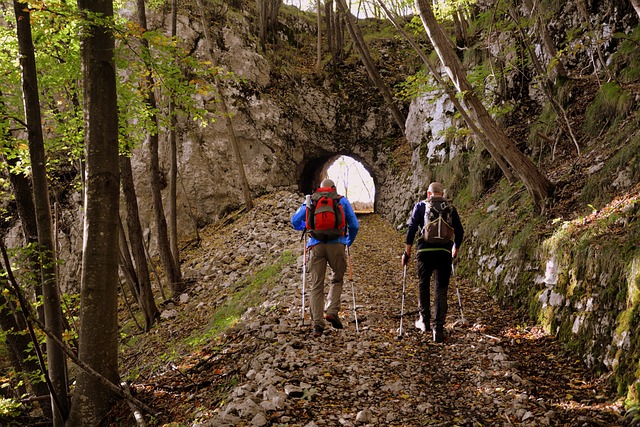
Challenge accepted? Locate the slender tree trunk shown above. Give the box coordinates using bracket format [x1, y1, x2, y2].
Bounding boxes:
[415, 0, 552, 210]
[67, 0, 120, 423]
[196, 0, 254, 211]
[376, 0, 514, 182]
[168, 0, 181, 284]
[268, 0, 281, 33]
[507, 6, 580, 155]
[316, 0, 322, 75]
[335, 0, 406, 134]
[118, 216, 140, 299]
[522, 0, 567, 79]
[136, 0, 183, 295]
[12, 2, 68, 424]
[325, 0, 334, 69]
[334, 6, 344, 62]
[258, 0, 268, 47]
[120, 155, 159, 330]
[576, 0, 613, 82]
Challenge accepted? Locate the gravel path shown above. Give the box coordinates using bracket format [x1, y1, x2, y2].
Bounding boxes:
[119, 193, 624, 426]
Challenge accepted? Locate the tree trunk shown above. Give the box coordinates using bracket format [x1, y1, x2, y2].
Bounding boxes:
[168, 0, 181, 287]
[258, 0, 268, 47]
[325, 0, 334, 69]
[507, 5, 580, 155]
[415, 0, 552, 210]
[334, 6, 344, 63]
[521, 0, 567, 79]
[196, 0, 254, 211]
[315, 0, 323, 75]
[118, 215, 140, 299]
[120, 155, 159, 330]
[12, 1, 69, 424]
[257, 0, 281, 42]
[268, 0, 281, 33]
[335, 0, 406, 134]
[67, 0, 120, 423]
[136, 0, 183, 296]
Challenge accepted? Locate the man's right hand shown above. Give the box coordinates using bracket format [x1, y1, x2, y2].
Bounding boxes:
[401, 251, 410, 267]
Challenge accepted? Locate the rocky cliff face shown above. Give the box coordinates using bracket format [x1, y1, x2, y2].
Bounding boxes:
[127, 7, 409, 245]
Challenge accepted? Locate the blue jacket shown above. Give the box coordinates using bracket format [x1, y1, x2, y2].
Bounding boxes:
[291, 196, 359, 247]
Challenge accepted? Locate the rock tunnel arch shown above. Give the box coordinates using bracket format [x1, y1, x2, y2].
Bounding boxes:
[297, 153, 377, 213]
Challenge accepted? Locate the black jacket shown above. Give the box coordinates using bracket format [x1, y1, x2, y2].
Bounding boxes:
[405, 196, 464, 253]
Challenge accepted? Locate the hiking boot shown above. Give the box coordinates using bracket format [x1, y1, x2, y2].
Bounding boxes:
[324, 313, 343, 329]
[313, 325, 324, 338]
[433, 327, 445, 343]
[415, 315, 431, 333]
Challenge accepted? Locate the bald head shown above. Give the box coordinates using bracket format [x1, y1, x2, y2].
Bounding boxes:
[321, 178, 335, 188]
[428, 181, 444, 196]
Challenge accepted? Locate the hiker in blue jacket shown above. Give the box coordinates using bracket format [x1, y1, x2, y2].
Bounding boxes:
[402, 181, 464, 343]
[291, 179, 359, 338]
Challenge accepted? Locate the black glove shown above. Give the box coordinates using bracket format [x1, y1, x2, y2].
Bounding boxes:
[401, 251, 410, 266]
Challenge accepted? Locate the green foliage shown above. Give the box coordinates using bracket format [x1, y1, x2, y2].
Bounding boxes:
[583, 82, 633, 137]
[1, 0, 233, 197]
[432, 0, 476, 22]
[610, 28, 640, 83]
[0, 398, 23, 418]
[395, 69, 439, 100]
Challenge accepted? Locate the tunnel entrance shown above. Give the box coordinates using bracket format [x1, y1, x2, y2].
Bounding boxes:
[299, 154, 375, 213]
[326, 156, 374, 213]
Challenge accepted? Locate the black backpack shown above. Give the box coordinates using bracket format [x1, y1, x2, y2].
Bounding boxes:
[421, 198, 454, 244]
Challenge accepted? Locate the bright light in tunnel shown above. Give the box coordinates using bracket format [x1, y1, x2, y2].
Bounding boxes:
[326, 156, 374, 212]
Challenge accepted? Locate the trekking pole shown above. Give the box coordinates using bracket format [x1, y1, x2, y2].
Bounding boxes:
[301, 195, 312, 325]
[397, 264, 407, 340]
[300, 231, 307, 325]
[451, 262, 466, 325]
[347, 247, 359, 332]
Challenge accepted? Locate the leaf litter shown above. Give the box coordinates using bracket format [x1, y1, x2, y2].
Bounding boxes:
[107, 193, 624, 426]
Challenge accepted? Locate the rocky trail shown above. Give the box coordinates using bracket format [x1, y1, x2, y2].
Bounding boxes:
[113, 192, 625, 426]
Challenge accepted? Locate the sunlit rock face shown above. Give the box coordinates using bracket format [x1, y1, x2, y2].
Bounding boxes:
[128, 8, 424, 241]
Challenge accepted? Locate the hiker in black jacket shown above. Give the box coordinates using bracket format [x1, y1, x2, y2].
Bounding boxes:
[402, 182, 464, 343]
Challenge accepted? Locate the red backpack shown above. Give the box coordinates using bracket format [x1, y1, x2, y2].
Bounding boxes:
[306, 186, 346, 242]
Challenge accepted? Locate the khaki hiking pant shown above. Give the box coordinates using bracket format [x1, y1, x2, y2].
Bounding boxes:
[308, 243, 347, 329]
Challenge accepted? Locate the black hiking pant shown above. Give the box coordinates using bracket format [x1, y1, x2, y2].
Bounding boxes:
[416, 249, 452, 330]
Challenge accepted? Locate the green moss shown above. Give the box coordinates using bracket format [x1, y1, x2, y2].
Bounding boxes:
[580, 129, 640, 209]
[188, 251, 295, 347]
[583, 82, 633, 137]
[610, 28, 640, 84]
